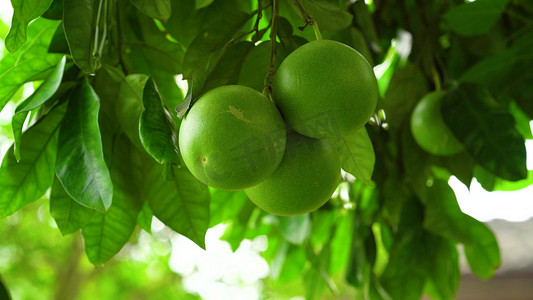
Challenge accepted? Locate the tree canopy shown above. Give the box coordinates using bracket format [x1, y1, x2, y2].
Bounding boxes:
[0, 0, 532, 299]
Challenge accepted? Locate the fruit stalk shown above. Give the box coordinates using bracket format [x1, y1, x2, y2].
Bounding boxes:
[263, 0, 279, 97]
[293, 0, 323, 40]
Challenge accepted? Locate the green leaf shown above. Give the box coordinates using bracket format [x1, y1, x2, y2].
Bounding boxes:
[129, 0, 171, 20]
[463, 216, 501, 279]
[444, 0, 510, 36]
[56, 78, 113, 213]
[42, 0, 63, 20]
[176, 41, 254, 118]
[279, 215, 311, 245]
[0, 103, 66, 217]
[0, 276, 10, 300]
[296, 0, 353, 31]
[0, 18, 62, 111]
[351, 0, 380, 54]
[15, 56, 66, 114]
[11, 56, 66, 161]
[182, 10, 252, 78]
[238, 41, 288, 93]
[382, 64, 429, 130]
[120, 6, 184, 75]
[209, 189, 247, 227]
[424, 236, 460, 300]
[139, 79, 180, 164]
[337, 127, 375, 184]
[422, 180, 470, 243]
[146, 162, 210, 249]
[10, 111, 28, 163]
[441, 83, 527, 181]
[137, 202, 153, 234]
[50, 175, 96, 235]
[5, 0, 54, 53]
[200, 41, 254, 93]
[63, 0, 100, 74]
[277, 245, 307, 283]
[330, 213, 354, 274]
[116, 73, 148, 150]
[48, 24, 70, 54]
[381, 199, 426, 300]
[82, 134, 144, 265]
[459, 32, 533, 94]
[492, 170, 533, 191]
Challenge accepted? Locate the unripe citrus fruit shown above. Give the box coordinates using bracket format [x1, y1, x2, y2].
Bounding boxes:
[245, 132, 341, 216]
[410, 91, 463, 156]
[179, 85, 287, 190]
[272, 39, 378, 139]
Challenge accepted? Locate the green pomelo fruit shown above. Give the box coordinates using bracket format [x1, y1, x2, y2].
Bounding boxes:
[179, 85, 287, 190]
[410, 91, 463, 156]
[272, 39, 378, 139]
[245, 132, 341, 216]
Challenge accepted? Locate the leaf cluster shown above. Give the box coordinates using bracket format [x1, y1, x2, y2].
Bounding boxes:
[0, 0, 532, 299]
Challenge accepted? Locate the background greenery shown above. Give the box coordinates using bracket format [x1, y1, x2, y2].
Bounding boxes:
[0, 0, 532, 299]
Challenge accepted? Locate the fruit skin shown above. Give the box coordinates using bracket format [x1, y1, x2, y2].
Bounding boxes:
[272, 39, 378, 139]
[179, 85, 287, 190]
[245, 132, 341, 216]
[410, 91, 463, 156]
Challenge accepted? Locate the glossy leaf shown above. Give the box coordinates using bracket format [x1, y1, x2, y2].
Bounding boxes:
[42, 0, 63, 20]
[63, 0, 100, 74]
[50, 175, 96, 235]
[441, 83, 527, 181]
[5, 0, 54, 53]
[146, 162, 210, 249]
[139, 79, 180, 164]
[422, 180, 470, 244]
[56, 79, 113, 212]
[0, 18, 61, 111]
[209, 189, 248, 227]
[130, 0, 171, 20]
[116, 73, 148, 150]
[137, 202, 153, 234]
[82, 134, 144, 265]
[381, 202, 426, 300]
[11, 56, 66, 161]
[238, 41, 289, 93]
[493, 170, 533, 191]
[176, 41, 254, 118]
[444, 0, 510, 36]
[10, 111, 28, 162]
[383, 64, 429, 130]
[120, 6, 184, 75]
[297, 0, 353, 31]
[423, 235, 460, 300]
[463, 216, 501, 279]
[337, 127, 375, 185]
[182, 10, 252, 78]
[0, 103, 66, 217]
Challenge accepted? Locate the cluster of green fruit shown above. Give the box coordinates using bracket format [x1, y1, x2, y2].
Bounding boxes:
[179, 40, 379, 216]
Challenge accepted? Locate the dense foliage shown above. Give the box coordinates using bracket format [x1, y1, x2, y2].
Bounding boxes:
[1, 0, 532, 299]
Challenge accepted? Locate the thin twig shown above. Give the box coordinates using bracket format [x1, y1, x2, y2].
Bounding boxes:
[293, 0, 322, 39]
[263, 0, 279, 97]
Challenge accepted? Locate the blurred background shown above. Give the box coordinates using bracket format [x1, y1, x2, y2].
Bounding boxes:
[1, 2, 533, 300]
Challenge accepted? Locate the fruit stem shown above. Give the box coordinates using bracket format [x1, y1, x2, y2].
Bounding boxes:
[294, 0, 323, 40]
[312, 21, 323, 40]
[263, 0, 279, 97]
